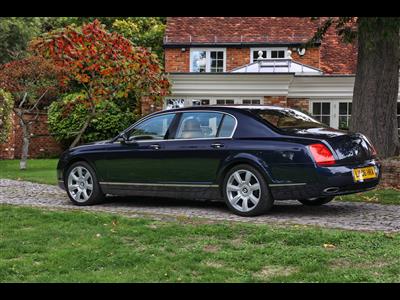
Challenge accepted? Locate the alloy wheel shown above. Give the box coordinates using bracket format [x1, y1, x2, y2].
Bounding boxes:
[226, 169, 261, 212]
[67, 166, 93, 202]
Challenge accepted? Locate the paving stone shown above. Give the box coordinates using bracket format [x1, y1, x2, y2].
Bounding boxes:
[1, 179, 400, 232]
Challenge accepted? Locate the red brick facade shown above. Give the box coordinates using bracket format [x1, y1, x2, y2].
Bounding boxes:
[0, 112, 64, 159]
[263, 96, 310, 112]
[164, 17, 357, 74]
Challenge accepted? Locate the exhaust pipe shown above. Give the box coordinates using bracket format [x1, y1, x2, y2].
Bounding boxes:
[323, 187, 340, 194]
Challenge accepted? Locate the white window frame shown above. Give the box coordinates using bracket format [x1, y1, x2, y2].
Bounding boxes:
[164, 96, 263, 109]
[250, 47, 288, 63]
[309, 99, 353, 129]
[189, 48, 226, 73]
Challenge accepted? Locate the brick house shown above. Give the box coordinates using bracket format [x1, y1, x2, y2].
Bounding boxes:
[163, 17, 400, 131]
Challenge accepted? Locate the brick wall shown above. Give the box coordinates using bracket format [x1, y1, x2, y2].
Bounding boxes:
[263, 96, 310, 111]
[291, 47, 320, 69]
[226, 48, 250, 71]
[165, 48, 190, 72]
[0, 112, 64, 159]
[380, 159, 400, 189]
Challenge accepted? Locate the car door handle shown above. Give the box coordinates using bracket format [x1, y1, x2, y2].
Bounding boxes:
[211, 143, 224, 149]
[149, 144, 161, 150]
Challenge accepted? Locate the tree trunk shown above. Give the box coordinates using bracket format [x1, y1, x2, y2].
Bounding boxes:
[350, 17, 400, 158]
[19, 119, 30, 170]
[69, 114, 94, 148]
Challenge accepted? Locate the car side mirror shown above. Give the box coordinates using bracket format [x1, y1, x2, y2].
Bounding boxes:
[121, 134, 138, 145]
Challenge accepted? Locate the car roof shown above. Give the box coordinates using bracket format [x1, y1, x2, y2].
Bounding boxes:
[155, 105, 290, 115]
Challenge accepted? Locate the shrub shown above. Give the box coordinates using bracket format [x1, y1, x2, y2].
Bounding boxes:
[0, 89, 14, 143]
[48, 92, 139, 145]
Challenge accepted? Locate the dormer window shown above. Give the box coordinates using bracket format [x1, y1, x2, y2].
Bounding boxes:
[190, 48, 226, 73]
[251, 48, 288, 62]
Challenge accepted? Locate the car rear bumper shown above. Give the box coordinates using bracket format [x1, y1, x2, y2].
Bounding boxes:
[270, 159, 381, 200]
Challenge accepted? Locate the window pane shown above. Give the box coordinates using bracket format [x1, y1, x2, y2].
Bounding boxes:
[218, 115, 236, 137]
[216, 100, 225, 105]
[253, 50, 266, 61]
[225, 99, 234, 104]
[313, 103, 321, 114]
[176, 112, 223, 139]
[217, 60, 223, 67]
[339, 116, 348, 130]
[322, 103, 330, 114]
[201, 99, 210, 105]
[252, 100, 261, 104]
[243, 100, 251, 104]
[349, 103, 352, 115]
[191, 51, 206, 72]
[321, 116, 330, 126]
[217, 51, 223, 59]
[271, 51, 278, 58]
[210, 52, 216, 59]
[339, 102, 348, 115]
[129, 114, 174, 140]
[278, 51, 285, 58]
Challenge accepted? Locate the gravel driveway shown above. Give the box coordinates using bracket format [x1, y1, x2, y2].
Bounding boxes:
[1, 179, 399, 232]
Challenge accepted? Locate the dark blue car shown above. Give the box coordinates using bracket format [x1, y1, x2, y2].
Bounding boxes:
[57, 105, 381, 216]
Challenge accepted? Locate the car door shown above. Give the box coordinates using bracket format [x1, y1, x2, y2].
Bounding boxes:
[103, 112, 177, 183]
[161, 111, 237, 184]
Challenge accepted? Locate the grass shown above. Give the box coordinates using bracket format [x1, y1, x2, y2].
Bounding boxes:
[0, 159, 58, 185]
[336, 188, 400, 205]
[0, 159, 399, 205]
[0, 204, 400, 283]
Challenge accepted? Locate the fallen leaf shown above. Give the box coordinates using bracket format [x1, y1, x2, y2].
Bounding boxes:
[323, 243, 336, 249]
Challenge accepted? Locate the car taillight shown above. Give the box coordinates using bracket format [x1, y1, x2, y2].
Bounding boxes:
[308, 143, 336, 166]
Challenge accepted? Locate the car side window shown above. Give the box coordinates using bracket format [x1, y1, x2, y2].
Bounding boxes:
[175, 112, 223, 139]
[128, 114, 175, 141]
[218, 115, 236, 137]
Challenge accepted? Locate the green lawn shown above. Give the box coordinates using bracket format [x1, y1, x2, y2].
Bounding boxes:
[337, 189, 400, 205]
[0, 204, 399, 283]
[0, 159, 58, 185]
[0, 159, 399, 205]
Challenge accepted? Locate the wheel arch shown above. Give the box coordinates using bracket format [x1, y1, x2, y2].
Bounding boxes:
[63, 157, 98, 183]
[216, 154, 274, 196]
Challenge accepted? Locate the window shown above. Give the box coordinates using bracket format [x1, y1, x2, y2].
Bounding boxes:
[175, 112, 223, 139]
[251, 48, 288, 62]
[311, 102, 331, 126]
[166, 98, 185, 110]
[338, 102, 352, 130]
[250, 108, 326, 130]
[128, 114, 175, 141]
[192, 99, 210, 106]
[242, 99, 261, 105]
[190, 49, 226, 73]
[218, 115, 236, 137]
[216, 99, 234, 105]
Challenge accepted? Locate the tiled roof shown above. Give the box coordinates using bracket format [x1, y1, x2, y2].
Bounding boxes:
[165, 17, 321, 45]
[165, 17, 357, 74]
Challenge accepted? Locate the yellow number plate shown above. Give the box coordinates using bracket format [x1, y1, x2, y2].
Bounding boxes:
[352, 166, 377, 182]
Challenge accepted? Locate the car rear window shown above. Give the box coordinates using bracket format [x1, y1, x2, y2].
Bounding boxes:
[249, 108, 328, 130]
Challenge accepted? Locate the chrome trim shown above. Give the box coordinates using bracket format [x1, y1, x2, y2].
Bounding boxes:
[99, 182, 219, 188]
[119, 110, 238, 142]
[269, 183, 307, 187]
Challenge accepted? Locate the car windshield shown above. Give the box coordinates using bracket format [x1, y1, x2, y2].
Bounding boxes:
[249, 108, 328, 130]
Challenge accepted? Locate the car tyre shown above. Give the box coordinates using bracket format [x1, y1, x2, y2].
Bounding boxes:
[223, 164, 274, 217]
[65, 161, 105, 206]
[297, 196, 335, 206]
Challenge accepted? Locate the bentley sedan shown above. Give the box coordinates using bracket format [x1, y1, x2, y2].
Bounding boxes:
[57, 105, 381, 216]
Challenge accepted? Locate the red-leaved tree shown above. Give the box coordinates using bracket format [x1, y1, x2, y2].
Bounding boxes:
[0, 55, 66, 169]
[30, 19, 170, 148]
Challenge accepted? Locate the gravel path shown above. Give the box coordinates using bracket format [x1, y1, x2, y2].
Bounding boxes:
[1, 179, 399, 232]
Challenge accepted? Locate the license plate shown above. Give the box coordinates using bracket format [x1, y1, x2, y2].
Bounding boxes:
[352, 166, 377, 182]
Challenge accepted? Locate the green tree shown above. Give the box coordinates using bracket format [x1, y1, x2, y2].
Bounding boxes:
[309, 17, 400, 159]
[0, 17, 42, 64]
[31, 20, 170, 148]
[0, 89, 14, 143]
